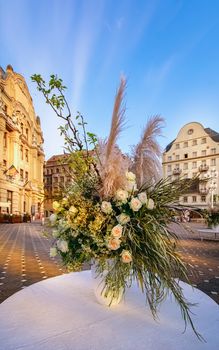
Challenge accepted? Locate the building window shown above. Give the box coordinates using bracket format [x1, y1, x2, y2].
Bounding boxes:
[3, 132, 7, 148]
[192, 140, 197, 146]
[211, 148, 216, 154]
[56, 168, 59, 173]
[51, 169, 53, 174]
[21, 123, 24, 134]
[54, 177, 58, 183]
[20, 169, 24, 180]
[192, 162, 197, 168]
[25, 149, 29, 162]
[167, 165, 172, 172]
[175, 143, 180, 149]
[176, 155, 180, 160]
[192, 196, 197, 203]
[183, 196, 188, 203]
[3, 159, 7, 168]
[26, 128, 29, 140]
[7, 190, 12, 213]
[167, 156, 172, 161]
[183, 141, 188, 148]
[211, 159, 216, 166]
[201, 196, 206, 202]
[25, 171, 28, 181]
[188, 129, 193, 135]
[201, 138, 206, 144]
[20, 145, 24, 160]
[184, 154, 188, 159]
[201, 150, 206, 156]
[184, 163, 188, 170]
[60, 176, 64, 183]
[192, 151, 197, 157]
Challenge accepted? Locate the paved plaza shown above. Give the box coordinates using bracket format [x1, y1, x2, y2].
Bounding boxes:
[0, 222, 66, 304]
[0, 222, 219, 305]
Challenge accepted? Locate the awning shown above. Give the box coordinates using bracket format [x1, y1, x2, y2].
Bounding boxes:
[0, 202, 11, 208]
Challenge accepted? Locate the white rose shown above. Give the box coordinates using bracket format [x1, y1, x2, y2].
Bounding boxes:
[129, 197, 142, 212]
[52, 229, 59, 238]
[115, 189, 129, 203]
[111, 224, 123, 238]
[107, 237, 121, 250]
[62, 197, 68, 205]
[147, 198, 155, 210]
[138, 192, 147, 204]
[125, 171, 136, 182]
[101, 201, 112, 214]
[57, 239, 69, 253]
[50, 247, 57, 257]
[69, 206, 78, 215]
[126, 181, 137, 193]
[117, 213, 130, 225]
[49, 213, 57, 224]
[53, 201, 60, 211]
[121, 250, 132, 263]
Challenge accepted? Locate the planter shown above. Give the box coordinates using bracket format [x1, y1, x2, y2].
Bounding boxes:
[213, 224, 219, 232]
[91, 261, 123, 307]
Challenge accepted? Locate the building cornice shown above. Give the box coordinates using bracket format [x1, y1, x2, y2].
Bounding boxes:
[162, 152, 219, 165]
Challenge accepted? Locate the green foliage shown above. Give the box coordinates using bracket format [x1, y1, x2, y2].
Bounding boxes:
[206, 208, 219, 228]
[32, 73, 203, 341]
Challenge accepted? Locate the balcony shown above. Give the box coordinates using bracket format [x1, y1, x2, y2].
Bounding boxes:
[199, 188, 209, 195]
[199, 164, 209, 172]
[173, 168, 182, 175]
[199, 174, 208, 181]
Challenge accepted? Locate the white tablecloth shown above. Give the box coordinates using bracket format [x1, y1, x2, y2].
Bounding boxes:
[0, 271, 218, 350]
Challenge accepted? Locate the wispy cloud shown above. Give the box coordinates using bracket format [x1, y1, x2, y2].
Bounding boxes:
[71, 1, 105, 111]
[145, 55, 176, 86]
[98, 1, 157, 82]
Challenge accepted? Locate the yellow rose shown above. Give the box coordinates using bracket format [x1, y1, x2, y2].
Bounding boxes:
[53, 201, 61, 211]
[107, 237, 121, 250]
[121, 250, 132, 263]
[111, 224, 123, 238]
[69, 206, 78, 215]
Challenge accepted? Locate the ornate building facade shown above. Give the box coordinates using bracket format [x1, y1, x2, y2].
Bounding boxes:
[162, 122, 219, 209]
[0, 65, 44, 217]
[44, 154, 72, 216]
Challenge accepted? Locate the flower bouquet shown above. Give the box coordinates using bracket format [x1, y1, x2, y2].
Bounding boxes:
[32, 75, 202, 339]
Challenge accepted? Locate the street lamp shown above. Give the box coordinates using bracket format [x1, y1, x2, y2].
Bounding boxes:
[206, 168, 218, 209]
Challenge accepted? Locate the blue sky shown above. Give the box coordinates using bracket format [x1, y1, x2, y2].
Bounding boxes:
[0, 0, 219, 159]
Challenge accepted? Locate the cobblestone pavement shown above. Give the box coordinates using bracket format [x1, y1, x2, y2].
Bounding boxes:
[170, 222, 219, 304]
[0, 222, 66, 304]
[0, 222, 219, 305]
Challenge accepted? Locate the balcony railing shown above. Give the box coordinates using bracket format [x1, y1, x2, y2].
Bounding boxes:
[199, 164, 209, 172]
[199, 188, 209, 195]
[173, 168, 182, 175]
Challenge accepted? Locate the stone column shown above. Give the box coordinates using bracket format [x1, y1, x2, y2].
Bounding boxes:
[0, 115, 6, 167]
[10, 131, 20, 169]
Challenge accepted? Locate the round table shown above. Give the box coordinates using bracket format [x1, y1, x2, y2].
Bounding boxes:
[0, 271, 218, 350]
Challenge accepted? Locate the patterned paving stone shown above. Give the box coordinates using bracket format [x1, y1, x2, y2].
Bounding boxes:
[0, 222, 219, 305]
[0, 222, 66, 303]
[170, 222, 219, 304]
